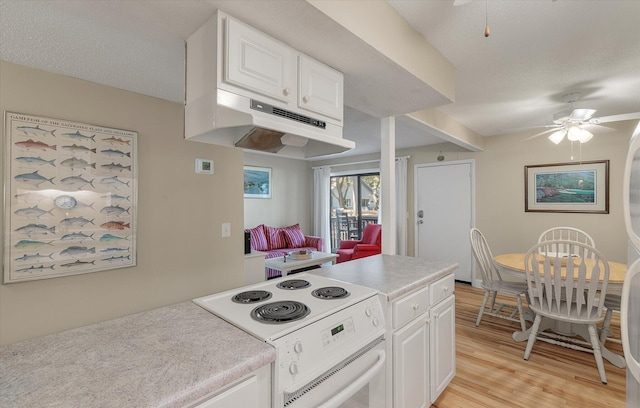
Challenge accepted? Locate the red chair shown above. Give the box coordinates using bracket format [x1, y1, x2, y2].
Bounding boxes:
[336, 224, 382, 263]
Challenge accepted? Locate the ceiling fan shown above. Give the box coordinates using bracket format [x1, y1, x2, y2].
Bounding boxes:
[524, 92, 640, 144]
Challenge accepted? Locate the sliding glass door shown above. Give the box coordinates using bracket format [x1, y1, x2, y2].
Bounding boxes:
[330, 173, 380, 252]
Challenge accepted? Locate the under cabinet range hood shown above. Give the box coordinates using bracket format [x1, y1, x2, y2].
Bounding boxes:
[184, 89, 354, 159]
[184, 10, 354, 160]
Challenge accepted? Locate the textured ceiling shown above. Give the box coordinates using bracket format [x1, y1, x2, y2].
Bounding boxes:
[1, 0, 639, 158]
[389, 0, 640, 136]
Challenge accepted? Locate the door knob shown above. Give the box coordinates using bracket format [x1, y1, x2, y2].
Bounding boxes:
[417, 220, 424, 225]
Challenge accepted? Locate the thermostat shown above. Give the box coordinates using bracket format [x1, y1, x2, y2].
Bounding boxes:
[195, 158, 214, 174]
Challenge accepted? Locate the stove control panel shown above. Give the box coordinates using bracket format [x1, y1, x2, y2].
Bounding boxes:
[273, 295, 386, 391]
[322, 317, 355, 347]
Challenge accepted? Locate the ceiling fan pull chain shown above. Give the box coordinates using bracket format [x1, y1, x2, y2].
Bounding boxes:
[484, 0, 490, 37]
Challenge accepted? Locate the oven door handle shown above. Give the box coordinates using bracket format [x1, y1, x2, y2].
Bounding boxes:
[316, 350, 386, 408]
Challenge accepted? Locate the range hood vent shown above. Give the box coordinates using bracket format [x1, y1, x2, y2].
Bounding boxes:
[185, 89, 354, 160]
[251, 100, 326, 130]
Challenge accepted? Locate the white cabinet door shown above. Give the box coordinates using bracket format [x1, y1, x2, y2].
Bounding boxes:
[430, 295, 456, 402]
[298, 55, 343, 121]
[225, 16, 295, 104]
[191, 366, 270, 408]
[393, 314, 430, 408]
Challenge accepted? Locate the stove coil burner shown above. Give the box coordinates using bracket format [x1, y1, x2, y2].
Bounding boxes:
[251, 301, 310, 324]
[276, 279, 311, 290]
[312, 286, 351, 300]
[232, 290, 272, 304]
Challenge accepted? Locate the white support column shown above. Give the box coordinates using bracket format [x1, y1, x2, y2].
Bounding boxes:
[380, 117, 396, 255]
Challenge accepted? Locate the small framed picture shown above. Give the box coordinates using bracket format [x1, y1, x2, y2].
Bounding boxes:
[243, 166, 272, 199]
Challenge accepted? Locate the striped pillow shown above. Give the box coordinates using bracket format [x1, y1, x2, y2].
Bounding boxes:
[265, 225, 287, 250]
[282, 224, 306, 248]
[246, 225, 268, 251]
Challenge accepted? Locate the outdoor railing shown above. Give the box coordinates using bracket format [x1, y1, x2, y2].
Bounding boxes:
[330, 215, 378, 252]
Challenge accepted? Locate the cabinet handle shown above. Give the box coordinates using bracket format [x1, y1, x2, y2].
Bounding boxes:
[282, 88, 290, 96]
[412, 303, 420, 311]
[302, 95, 310, 103]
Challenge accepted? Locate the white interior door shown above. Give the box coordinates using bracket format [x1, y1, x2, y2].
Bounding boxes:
[415, 161, 473, 283]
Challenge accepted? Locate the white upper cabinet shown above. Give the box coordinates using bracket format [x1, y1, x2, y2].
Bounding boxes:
[221, 12, 343, 124]
[298, 55, 344, 121]
[225, 17, 296, 105]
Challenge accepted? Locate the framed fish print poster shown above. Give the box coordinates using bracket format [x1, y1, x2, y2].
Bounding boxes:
[3, 112, 138, 283]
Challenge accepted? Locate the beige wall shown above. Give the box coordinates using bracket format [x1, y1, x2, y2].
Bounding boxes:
[243, 152, 313, 234]
[399, 121, 632, 265]
[318, 119, 632, 278]
[0, 61, 246, 346]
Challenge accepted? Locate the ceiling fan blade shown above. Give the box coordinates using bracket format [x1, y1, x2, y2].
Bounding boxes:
[589, 112, 640, 124]
[522, 128, 559, 141]
[582, 123, 616, 133]
[453, 0, 473, 5]
[569, 108, 596, 121]
[503, 124, 560, 133]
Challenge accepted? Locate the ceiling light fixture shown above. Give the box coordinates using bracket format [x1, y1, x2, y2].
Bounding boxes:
[548, 129, 566, 144]
[566, 125, 593, 143]
[548, 126, 593, 144]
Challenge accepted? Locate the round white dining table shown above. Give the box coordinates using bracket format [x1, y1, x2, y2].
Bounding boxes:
[494, 253, 627, 288]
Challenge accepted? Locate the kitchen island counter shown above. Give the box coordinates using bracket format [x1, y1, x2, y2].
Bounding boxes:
[0, 301, 275, 408]
[311, 254, 458, 301]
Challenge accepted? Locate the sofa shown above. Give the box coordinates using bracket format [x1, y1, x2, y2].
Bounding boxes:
[244, 223, 324, 279]
[336, 223, 382, 263]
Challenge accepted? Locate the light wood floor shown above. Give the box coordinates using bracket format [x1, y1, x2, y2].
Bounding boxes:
[432, 283, 626, 408]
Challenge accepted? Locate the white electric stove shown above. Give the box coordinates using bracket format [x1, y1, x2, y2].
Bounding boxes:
[194, 272, 387, 408]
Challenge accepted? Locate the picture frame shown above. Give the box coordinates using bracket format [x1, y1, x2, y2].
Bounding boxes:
[243, 166, 272, 198]
[3, 112, 138, 283]
[524, 160, 609, 213]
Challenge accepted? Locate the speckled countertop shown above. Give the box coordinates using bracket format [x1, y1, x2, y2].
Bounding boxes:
[311, 254, 458, 302]
[0, 301, 275, 408]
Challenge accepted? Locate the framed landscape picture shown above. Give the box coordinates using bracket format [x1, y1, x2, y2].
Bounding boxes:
[243, 166, 271, 198]
[525, 160, 609, 213]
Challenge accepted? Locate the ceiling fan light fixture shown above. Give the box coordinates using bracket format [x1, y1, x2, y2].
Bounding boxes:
[578, 129, 593, 143]
[567, 125, 583, 141]
[566, 126, 593, 143]
[548, 129, 566, 144]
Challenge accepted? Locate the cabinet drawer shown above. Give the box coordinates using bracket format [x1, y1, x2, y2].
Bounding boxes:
[430, 274, 455, 306]
[393, 286, 429, 330]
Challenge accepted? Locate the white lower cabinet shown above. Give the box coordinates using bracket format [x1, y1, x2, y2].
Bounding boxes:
[393, 313, 430, 408]
[244, 251, 266, 284]
[390, 273, 455, 407]
[189, 365, 270, 408]
[430, 294, 456, 401]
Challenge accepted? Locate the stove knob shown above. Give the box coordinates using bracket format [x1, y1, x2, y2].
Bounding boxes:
[289, 362, 299, 375]
[372, 317, 380, 327]
[365, 307, 373, 317]
[294, 341, 303, 353]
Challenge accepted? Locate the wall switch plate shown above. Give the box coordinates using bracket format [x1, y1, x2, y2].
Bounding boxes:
[222, 223, 231, 238]
[195, 158, 213, 174]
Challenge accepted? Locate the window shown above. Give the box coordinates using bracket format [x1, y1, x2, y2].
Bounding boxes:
[330, 173, 380, 252]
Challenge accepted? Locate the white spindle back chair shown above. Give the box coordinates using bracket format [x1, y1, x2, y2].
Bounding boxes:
[470, 228, 528, 331]
[523, 240, 610, 383]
